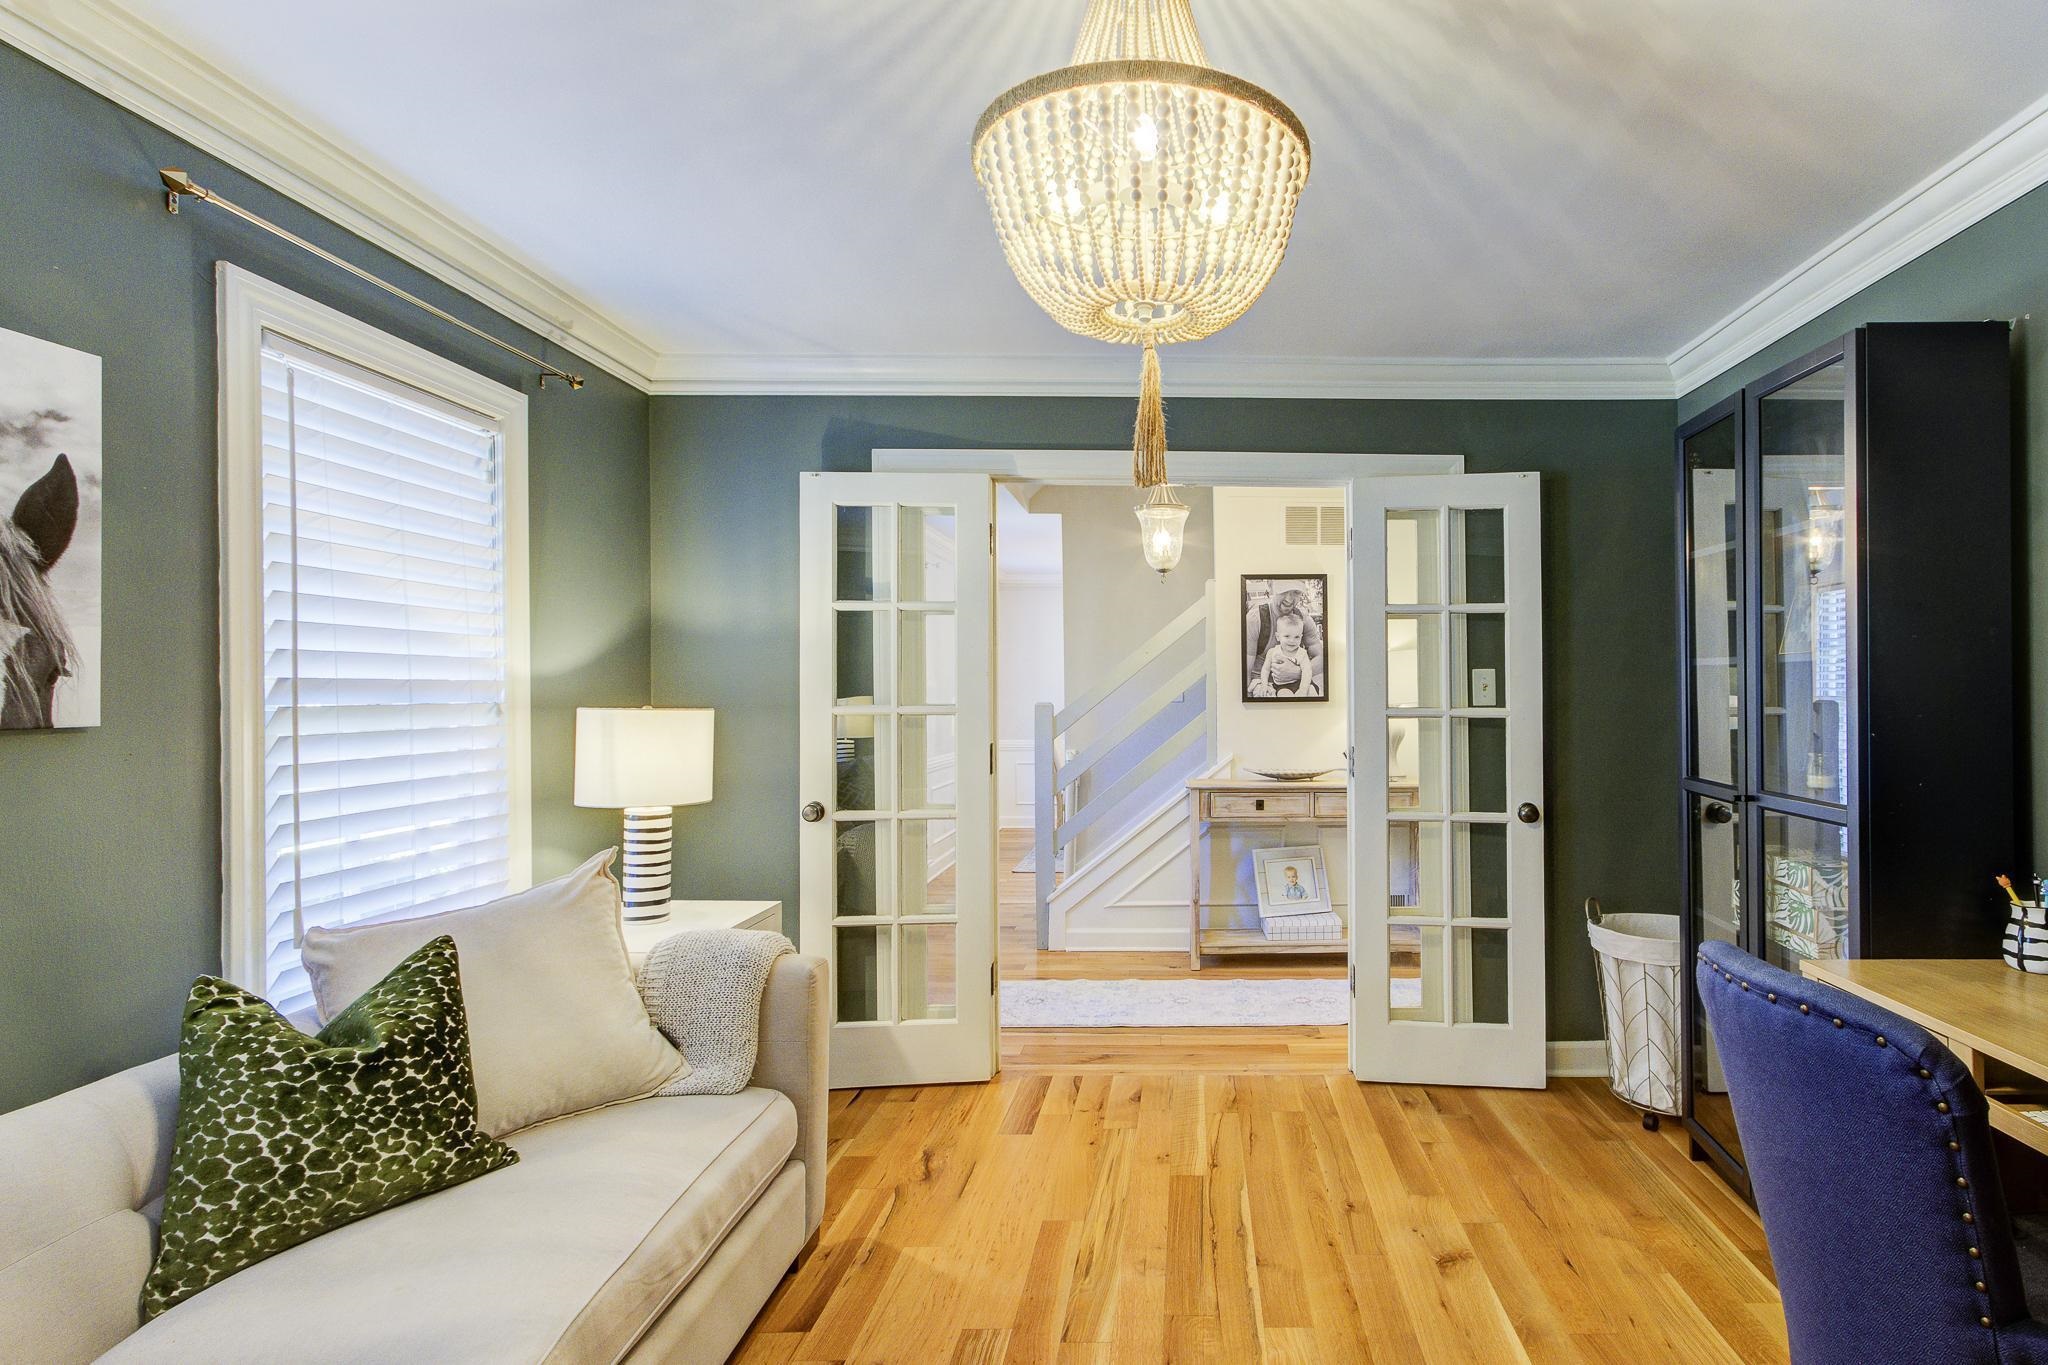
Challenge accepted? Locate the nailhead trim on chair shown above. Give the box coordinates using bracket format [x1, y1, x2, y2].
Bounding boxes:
[1699, 948, 2005, 1344]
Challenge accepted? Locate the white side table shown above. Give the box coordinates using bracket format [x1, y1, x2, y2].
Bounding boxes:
[621, 900, 783, 969]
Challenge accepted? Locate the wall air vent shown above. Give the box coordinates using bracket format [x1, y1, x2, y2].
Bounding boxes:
[1284, 503, 1346, 547]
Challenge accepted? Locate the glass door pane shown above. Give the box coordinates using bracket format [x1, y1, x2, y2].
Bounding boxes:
[1762, 810, 1849, 969]
[1758, 361, 1849, 804]
[1684, 413, 1742, 785]
[1688, 794, 1743, 1162]
[1383, 502, 1520, 1030]
[829, 496, 965, 1029]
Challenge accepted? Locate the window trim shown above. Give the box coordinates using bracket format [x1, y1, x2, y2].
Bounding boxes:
[216, 262, 533, 995]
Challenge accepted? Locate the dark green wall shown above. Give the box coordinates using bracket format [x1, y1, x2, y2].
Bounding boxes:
[1677, 178, 2048, 856]
[0, 44, 651, 1113]
[650, 395, 1678, 1041]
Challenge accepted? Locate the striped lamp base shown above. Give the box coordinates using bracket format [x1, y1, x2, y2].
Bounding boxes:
[620, 806, 676, 922]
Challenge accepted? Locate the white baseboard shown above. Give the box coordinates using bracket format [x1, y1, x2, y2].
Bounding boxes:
[1546, 1040, 1609, 1078]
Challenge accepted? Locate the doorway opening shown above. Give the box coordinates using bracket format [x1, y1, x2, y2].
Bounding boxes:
[993, 480, 1352, 1071]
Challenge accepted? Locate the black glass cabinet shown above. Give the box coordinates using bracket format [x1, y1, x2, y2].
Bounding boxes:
[1676, 323, 2016, 1196]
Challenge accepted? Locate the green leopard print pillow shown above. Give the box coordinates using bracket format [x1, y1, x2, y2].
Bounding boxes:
[142, 935, 517, 1318]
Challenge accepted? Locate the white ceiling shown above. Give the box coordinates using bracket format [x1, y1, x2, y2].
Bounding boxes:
[56, 1, 2048, 391]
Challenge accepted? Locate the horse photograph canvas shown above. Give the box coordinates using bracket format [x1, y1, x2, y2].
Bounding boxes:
[0, 326, 101, 731]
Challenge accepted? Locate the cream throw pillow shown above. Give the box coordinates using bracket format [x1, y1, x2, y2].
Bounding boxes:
[301, 848, 684, 1136]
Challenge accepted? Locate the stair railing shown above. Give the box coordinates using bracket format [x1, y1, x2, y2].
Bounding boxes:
[1033, 583, 1217, 947]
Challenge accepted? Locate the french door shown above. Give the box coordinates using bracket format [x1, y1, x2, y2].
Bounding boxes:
[1349, 474, 1547, 1088]
[798, 473, 998, 1088]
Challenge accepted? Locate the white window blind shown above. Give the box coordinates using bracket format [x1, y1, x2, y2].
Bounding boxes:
[257, 335, 516, 1014]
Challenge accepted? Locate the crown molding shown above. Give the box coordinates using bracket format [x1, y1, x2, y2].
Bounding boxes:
[1668, 90, 2048, 397]
[644, 351, 1678, 399]
[0, 0, 660, 389]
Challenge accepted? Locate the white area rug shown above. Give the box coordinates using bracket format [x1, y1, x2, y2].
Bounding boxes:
[1001, 977, 1418, 1028]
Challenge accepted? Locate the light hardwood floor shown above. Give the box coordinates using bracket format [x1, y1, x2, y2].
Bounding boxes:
[739, 831, 1786, 1362]
[733, 1072, 1785, 1363]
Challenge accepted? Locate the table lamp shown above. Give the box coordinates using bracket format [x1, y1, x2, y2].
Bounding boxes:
[574, 707, 714, 921]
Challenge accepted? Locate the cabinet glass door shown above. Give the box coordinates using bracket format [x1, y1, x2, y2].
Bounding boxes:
[1757, 360, 1850, 806]
[1761, 810, 1850, 969]
[1684, 412, 1742, 786]
[1688, 793, 1744, 1163]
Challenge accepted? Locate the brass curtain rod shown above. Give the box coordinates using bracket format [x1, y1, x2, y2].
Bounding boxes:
[158, 168, 585, 390]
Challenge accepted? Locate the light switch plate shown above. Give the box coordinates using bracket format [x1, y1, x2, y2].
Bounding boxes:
[1472, 668, 1497, 706]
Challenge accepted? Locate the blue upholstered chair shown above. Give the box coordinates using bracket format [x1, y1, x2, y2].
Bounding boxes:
[1697, 940, 2048, 1365]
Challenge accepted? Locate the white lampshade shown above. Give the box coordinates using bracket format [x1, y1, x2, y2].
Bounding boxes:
[574, 707, 714, 809]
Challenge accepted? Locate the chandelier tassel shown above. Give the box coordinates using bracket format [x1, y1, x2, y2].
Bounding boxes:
[1133, 338, 1168, 488]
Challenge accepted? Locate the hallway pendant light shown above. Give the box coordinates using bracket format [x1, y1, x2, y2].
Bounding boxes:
[1135, 483, 1191, 578]
[972, 0, 1311, 512]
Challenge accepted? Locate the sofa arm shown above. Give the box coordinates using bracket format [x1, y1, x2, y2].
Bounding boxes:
[752, 953, 827, 1236]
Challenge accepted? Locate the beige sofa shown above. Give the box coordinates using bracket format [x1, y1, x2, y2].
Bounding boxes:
[0, 954, 827, 1364]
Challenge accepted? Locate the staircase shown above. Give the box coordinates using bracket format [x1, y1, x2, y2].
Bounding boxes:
[1032, 586, 1216, 949]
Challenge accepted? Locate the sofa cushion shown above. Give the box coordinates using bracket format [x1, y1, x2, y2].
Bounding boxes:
[303, 848, 685, 1136]
[143, 937, 519, 1318]
[102, 1089, 798, 1364]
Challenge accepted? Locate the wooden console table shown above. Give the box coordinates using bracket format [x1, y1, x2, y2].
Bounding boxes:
[1804, 957, 2048, 1160]
[1185, 776, 1349, 969]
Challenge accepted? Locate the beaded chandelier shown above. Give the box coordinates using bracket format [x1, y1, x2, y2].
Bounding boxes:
[972, 0, 1310, 493]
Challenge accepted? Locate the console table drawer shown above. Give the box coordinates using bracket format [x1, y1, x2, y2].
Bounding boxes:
[1313, 791, 1348, 820]
[1207, 792, 1313, 819]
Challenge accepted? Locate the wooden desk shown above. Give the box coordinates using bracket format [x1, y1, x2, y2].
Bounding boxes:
[1185, 776, 1349, 969]
[1804, 957, 2048, 1160]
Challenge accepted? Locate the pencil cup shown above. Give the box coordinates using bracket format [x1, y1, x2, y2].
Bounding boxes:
[2004, 902, 2048, 974]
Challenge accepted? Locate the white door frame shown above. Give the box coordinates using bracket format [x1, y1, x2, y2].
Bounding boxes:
[799, 472, 998, 1088]
[1348, 472, 1547, 1088]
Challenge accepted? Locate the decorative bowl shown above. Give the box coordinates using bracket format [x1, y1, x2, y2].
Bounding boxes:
[1246, 768, 1336, 783]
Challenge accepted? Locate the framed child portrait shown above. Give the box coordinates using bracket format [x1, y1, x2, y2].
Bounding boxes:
[1242, 574, 1327, 702]
[1254, 845, 1333, 918]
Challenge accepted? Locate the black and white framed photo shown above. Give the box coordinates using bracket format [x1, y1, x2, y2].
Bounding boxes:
[1241, 574, 1326, 702]
[0, 325, 102, 731]
[1253, 845, 1332, 918]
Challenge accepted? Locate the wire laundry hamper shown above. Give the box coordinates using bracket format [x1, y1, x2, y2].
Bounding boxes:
[1585, 897, 1682, 1129]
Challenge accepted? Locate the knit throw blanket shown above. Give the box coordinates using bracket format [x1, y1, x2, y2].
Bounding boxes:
[637, 928, 793, 1095]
